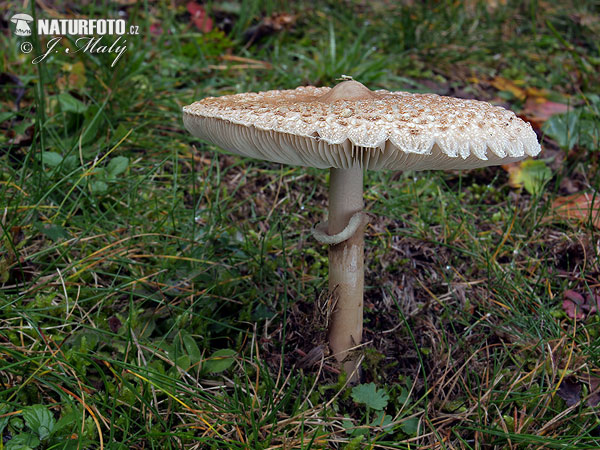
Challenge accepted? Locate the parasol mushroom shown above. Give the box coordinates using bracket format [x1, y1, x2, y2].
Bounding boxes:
[183, 80, 541, 379]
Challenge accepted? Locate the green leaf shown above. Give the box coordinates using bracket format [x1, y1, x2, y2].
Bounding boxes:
[41, 151, 63, 167]
[203, 349, 236, 373]
[62, 155, 79, 171]
[370, 411, 393, 429]
[112, 124, 130, 143]
[542, 110, 580, 150]
[23, 404, 56, 441]
[90, 180, 108, 194]
[175, 354, 191, 370]
[344, 434, 365, 449]
[80, 105, 105, 145]
[520, 160, 552, 195]
[401, 416, 420, 435]
[579, 117, 600, 150]
[252, 303, 276, 320]
[351, 383, 389, 411]
[34, 222, 70, 242]
[0, 404, 10, 435]
[53, 408, 81, 433]
[182, 332, 202, 364]
[340, 415, 367, 437]
[5, 432, 40, 450]
[0, 111, 15, 123]
[396, 387, 410, 405]
[58, 92, 87, 114]
[508, 160, 552, 195]
[106, 156, 129, 179]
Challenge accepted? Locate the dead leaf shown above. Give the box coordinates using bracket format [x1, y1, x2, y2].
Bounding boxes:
[563, 290, 586, 319]
[187, 1, 213, 33]
[587, 376, 600, 407]
[562, 289, 600, 320]
[6, 124, 34, 148]
[57, 61, 87, 91]
[557, 378, 581, 407]
[524, 86, 548, 101]
[108, 316, 122, 333]
[559, 177, 581, 195]
[243, 13, 296, 45]
[520, 98, 571, 130]
[552, 193, 600, 229]
[491, 76, 526, 101]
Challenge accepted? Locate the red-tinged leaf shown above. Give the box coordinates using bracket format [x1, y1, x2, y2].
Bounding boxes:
[150, 23, 163, 35]
[563, 298, 585, 320]
[564, 289, 585, 305]
[187, 1, 213, 33]
[552, 193, 600, 230]
[562, 290, 600, 320]
[186, 1, 203, 16]
[587, 376, 600, 407]
[563, 290, 585, 319]
[520, 98, 571, 130]
[587, 294, 600, 314]
[557, 378, 581, 407]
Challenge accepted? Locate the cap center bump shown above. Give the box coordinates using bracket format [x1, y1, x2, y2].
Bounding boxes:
[317, 80, 376, 103]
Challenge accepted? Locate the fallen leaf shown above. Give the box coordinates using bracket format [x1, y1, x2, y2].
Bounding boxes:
[57, 61, 87, 91]
[520, 98, 571, 130]
[503, 159, 552, 194]
[7, 123, 34, 147]
[187, 1, 213, 33]
[108, 316, 122, 333]
[243, 13, 296, 45]
[524, 86, 549, 101]
[491, 76, 526, 101]
[552, 192, 600, 229]
[587, 376, 600, 407]
[562, 290, 586, 319]
[559, 177, 581, 195]
[557, 378, 581, 407]
[562, 289, 600, 320]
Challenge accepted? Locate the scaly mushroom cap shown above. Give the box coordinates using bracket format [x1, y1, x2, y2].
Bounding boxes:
[183, 80, 541, 170]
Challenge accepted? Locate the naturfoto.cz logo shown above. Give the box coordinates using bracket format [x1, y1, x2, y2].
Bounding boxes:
[10, 14, 138, 67]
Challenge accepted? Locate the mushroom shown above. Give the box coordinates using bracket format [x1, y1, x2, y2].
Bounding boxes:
[183, 80, 541, 379]
[10, 13, 34, 37]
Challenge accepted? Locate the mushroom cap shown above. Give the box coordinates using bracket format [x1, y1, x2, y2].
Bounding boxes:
[183, 80, 541, 171]
[11, 13, 34, 22]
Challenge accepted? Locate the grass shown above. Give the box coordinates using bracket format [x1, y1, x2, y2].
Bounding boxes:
[1, 0, 599, 448]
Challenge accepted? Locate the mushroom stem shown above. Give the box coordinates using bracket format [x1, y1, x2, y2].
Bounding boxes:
[327, 165, 365, 380]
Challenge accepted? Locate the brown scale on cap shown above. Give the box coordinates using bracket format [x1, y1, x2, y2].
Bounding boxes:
[183, 80, 540, 171]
